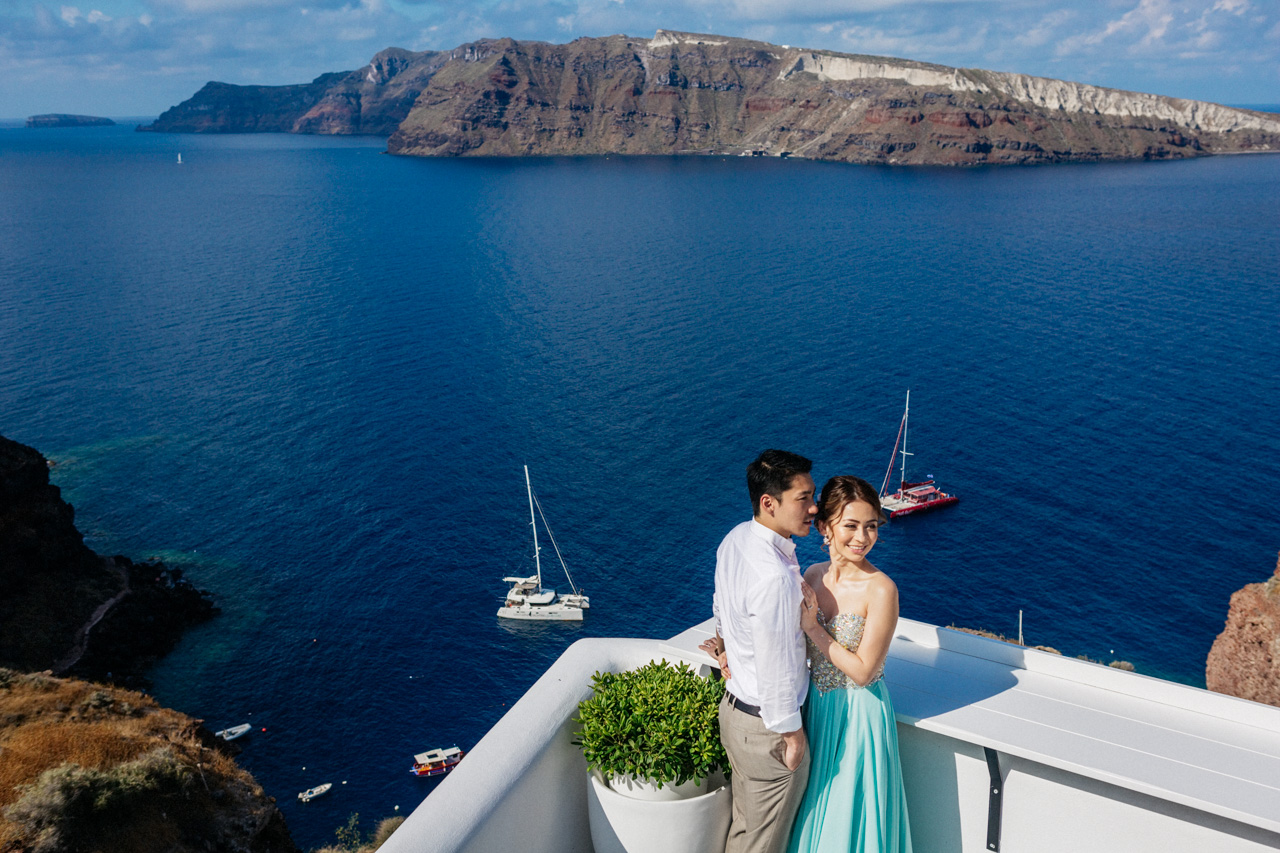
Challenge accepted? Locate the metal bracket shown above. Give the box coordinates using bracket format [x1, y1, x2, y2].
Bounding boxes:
[984, 747, 1003, 852]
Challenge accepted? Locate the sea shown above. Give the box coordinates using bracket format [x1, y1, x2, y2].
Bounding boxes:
[1, 121, 1278, 849]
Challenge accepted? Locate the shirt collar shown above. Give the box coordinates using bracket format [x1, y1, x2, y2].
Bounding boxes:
[750, 517, 797, 561]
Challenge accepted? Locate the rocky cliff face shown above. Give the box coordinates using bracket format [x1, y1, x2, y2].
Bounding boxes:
[0, 435, 215, 685]
[387, 30, 1280, 165]
[0, 669, 298, 853]
[141, 30, 1280, 165]
[141, 47, 450, 135]
[1206, 554, 1280, 707]
[0, 436, 120, 671]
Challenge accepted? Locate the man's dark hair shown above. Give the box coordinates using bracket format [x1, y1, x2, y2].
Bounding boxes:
[747, 450, 812, 516]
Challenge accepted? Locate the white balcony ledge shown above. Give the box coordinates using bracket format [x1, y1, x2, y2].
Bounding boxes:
[382, 618, 1280, 853]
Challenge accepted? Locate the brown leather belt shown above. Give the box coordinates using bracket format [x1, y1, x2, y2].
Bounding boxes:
[727, 693, 761, 717]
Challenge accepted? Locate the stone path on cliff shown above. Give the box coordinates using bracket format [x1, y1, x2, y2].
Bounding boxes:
[51, 557, 130, 675]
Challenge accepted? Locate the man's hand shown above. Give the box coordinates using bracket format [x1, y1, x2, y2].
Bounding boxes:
[781, 729, 806, 772]
[698, 637, 732, 680]
[800, 581, 820, 632]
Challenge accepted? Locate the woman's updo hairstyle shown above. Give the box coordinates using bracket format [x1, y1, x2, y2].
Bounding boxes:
[817, 475, 883, 532]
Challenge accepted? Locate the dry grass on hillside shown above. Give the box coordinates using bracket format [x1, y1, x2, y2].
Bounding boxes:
[0, 669, 294, 853]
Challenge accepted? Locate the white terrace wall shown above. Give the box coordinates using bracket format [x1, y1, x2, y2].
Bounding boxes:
[897, 726, 1280, 852]
[382, 631, 1280, 853]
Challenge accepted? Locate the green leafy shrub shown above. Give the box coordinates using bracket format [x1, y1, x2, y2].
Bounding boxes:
[573, 659, 727, 788]
[319, 812, 405, 852]
[3, 746, 194, 852]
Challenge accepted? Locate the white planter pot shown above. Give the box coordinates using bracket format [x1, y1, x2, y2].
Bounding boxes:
[586, 770, 732, 853]
[607, 773, 711, 801]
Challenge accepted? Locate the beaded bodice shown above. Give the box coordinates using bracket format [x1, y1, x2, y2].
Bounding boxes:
[807, 608, 884, 693]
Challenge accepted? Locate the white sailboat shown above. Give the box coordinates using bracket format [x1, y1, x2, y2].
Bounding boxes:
[497, 466, 590, 621]
[177, 152, 182, 164]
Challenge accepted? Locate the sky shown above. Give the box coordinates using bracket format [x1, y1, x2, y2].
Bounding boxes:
[0, 0, 1277, 118]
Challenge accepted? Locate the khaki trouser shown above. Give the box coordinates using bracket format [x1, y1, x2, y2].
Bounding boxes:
[719, 693, 810, 853]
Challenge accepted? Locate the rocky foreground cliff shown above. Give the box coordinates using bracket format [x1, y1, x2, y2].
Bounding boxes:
[143, 30, 1280, 166]
[0, 670, 297, 853]
[1207, 553, 1280, 708]
[0, 435, 215, 687]
[0, 435, 298, 851]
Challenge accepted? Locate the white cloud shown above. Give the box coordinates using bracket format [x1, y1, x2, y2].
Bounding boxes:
[1057, 0, 1175, 55]
[1, 0, 1277, 117]
[832, 20, 988, 63]
[682, 0, 977, 23]
[1014, 9, 1073, 49]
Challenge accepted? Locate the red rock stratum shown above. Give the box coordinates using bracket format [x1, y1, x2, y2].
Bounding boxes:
[1206, 553, 1280, 707]
[144, 30, 1280, 167]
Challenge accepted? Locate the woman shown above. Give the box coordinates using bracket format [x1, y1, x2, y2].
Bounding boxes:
[786, 475, 912, 853]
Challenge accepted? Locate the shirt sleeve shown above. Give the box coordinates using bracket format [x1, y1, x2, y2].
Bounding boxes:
[712, 586, 721, 636]
[747, 573, 803, 733]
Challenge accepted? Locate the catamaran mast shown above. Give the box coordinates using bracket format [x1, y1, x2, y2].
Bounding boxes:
[898, 390, 913, 490]
[525, 464, 542, 593]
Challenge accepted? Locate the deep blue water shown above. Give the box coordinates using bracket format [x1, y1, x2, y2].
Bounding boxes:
[2, 124, 1278, 848]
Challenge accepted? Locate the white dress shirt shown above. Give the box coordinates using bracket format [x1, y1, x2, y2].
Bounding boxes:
[713, 518, 808, 733]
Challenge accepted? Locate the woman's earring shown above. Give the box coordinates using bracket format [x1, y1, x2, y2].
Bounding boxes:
[822, 535, 831, 546]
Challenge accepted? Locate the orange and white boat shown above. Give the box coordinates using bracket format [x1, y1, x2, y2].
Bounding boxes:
[411, 746, 465, 777]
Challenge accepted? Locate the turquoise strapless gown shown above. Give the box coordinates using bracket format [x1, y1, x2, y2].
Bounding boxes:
[786, 610, 913, 853]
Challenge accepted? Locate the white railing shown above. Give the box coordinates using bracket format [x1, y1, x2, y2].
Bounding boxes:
[382, 619, 1280, 853]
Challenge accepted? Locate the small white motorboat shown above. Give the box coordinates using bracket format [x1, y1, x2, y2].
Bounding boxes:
[215, 723, 251, 741]
[298, 783, 332, 802]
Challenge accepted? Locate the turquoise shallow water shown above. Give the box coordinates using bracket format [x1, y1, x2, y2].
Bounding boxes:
[1, 124, 1278, 847]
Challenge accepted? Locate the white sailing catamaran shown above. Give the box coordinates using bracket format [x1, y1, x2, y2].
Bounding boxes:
[497, 466, 590, 621]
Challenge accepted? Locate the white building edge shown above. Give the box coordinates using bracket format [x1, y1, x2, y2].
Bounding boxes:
[382, 617, 1280, 853]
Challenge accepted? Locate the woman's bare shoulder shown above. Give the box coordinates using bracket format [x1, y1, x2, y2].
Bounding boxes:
[867, 566, 899, 599]
[803, 561, 830, 584]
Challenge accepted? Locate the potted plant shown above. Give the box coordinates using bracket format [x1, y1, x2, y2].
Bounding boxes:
[574, 659, 733, 853]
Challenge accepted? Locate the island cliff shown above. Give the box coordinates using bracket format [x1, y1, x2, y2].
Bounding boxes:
[140, 47, 450, 135]
[26, 114, 115, 128]
[143, 30, 1280, 166]
[387, 31, 1280, 165]
[1206, 553, 1280, 708]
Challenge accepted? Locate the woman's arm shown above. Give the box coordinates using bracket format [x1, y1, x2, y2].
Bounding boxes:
[801, 578, 898, 687]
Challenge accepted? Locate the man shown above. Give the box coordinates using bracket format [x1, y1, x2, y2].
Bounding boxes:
[707, 449, 816, 853]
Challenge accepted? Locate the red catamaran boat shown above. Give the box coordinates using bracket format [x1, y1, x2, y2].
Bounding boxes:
[878, 391, 959, 519]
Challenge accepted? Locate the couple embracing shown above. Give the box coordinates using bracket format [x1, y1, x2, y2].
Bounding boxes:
[704, 449, 912, 853]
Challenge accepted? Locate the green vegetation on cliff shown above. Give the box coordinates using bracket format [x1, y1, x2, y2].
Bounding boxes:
[0, 669, 297, 852]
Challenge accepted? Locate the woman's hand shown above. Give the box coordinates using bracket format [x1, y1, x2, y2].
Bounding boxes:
[800, 581, 820, 632]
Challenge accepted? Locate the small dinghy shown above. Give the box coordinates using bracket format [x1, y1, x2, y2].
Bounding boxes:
[215, 724, 251, 741]
[298, 783, 332, 802]
[411, 746, 465, 777]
